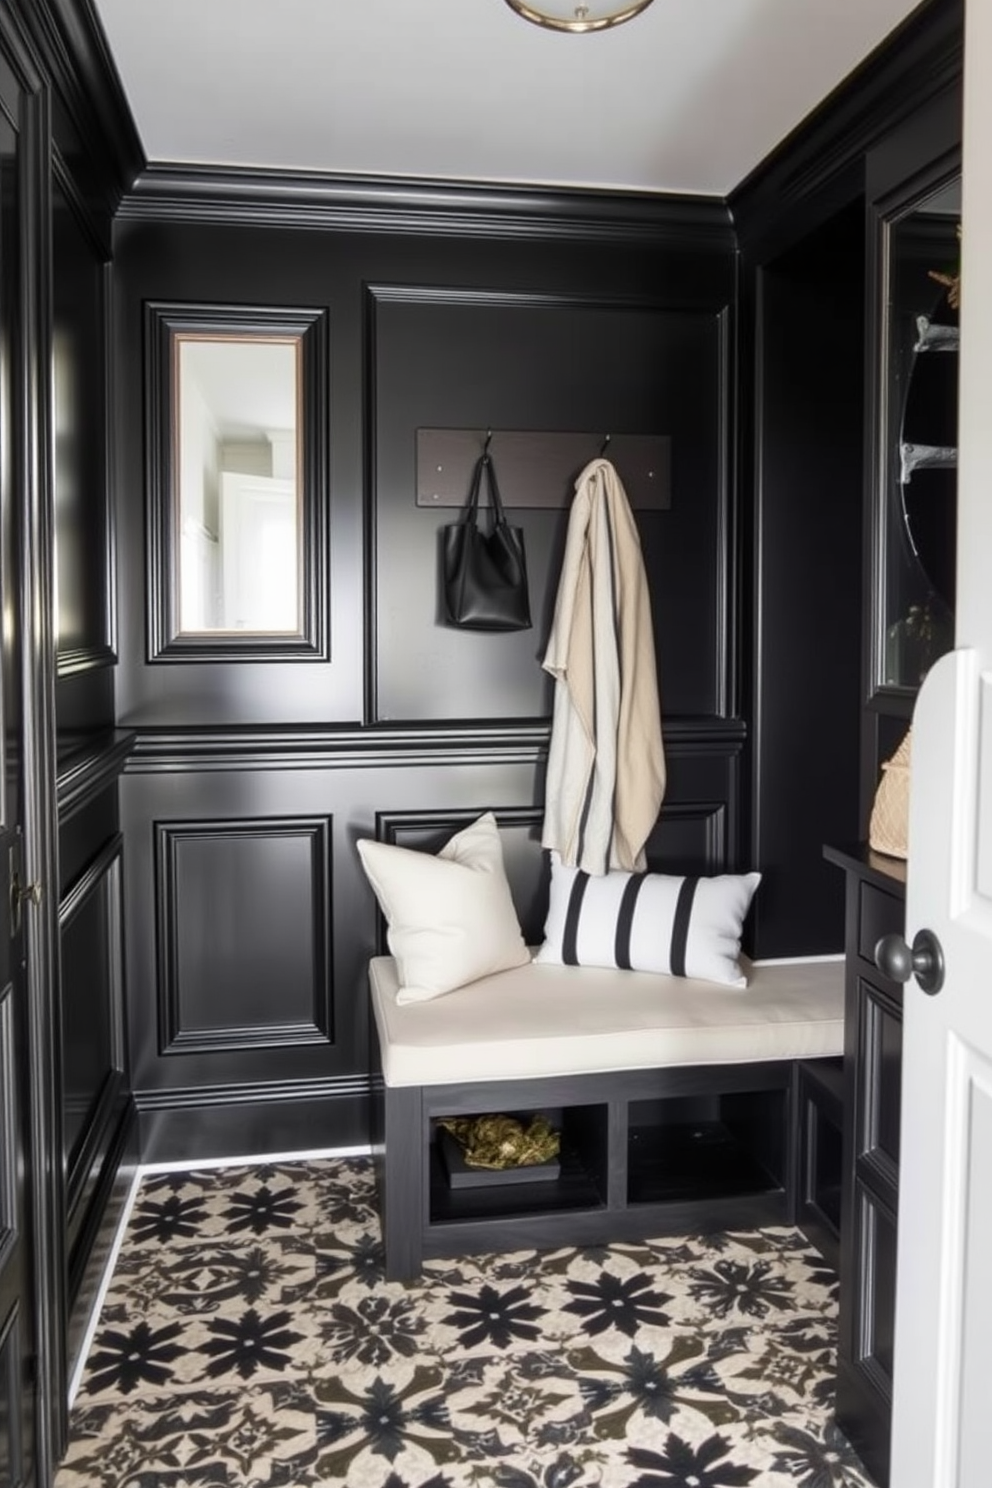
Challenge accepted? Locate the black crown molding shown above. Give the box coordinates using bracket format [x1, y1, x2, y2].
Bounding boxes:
[15, 0, 145, 217]
[117, 160, 734, 249]
[730, 0, 963, 257]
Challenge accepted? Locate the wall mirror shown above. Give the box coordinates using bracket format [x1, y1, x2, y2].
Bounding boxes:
[873, 168, 960, 700]
[145, 303, 329, 661]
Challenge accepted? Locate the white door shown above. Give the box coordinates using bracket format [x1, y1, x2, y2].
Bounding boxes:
[889, 2, 992, 1483]
[219, 471, 298, 632]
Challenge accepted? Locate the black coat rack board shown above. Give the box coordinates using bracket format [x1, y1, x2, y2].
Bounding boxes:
[415, 429, 672, 511]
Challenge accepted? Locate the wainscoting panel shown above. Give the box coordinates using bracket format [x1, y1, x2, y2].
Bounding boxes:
[155, 816, 332, 1053]
[59, 837, 129, 1260]
[122, 757, 546, 1117]
[110, 189, 747, 1164]
[56, 738, 134, 1419]
[122, 721, 747, 1161]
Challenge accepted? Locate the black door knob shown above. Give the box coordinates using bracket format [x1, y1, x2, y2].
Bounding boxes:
[875, 929, 945, 995]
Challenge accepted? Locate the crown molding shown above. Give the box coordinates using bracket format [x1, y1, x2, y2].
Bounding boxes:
[117, 161, 734, 248]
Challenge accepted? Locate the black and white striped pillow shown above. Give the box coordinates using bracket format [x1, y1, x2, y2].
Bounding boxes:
[535, 853, 761, 987]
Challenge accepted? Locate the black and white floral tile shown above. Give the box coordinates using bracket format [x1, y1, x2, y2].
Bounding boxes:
[56, 1157, 875, 1488]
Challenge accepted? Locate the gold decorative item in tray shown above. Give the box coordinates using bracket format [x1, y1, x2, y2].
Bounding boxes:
[437, 1114, 561, 1188]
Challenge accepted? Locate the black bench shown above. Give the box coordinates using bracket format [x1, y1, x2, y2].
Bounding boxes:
[369, 954, 845, 1281]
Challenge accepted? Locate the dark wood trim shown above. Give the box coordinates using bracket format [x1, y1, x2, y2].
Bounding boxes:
[414, 429, 672, 511]
[730, 0, 963, 257]
[144, 301, 331, 663]
[118, 161, 734, 247]
[56, 729, 133, 818]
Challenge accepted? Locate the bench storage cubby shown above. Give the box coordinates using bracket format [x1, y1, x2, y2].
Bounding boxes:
[369, 955, 845, 1281]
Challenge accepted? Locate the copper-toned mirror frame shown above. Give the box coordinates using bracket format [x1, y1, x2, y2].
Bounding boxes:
[144, 301, 329, 662]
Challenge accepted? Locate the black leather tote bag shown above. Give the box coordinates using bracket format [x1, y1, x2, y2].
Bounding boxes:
[442, 451, 532, 631]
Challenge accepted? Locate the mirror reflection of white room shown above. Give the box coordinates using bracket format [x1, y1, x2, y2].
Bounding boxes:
[177, 335, 300, 633]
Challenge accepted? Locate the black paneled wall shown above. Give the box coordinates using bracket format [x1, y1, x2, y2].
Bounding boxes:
[112, 194, 746, 1160]
[52, 123, 137, 1378]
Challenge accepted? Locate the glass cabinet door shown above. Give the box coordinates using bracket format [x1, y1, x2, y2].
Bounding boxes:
[874, 173, 960, 697]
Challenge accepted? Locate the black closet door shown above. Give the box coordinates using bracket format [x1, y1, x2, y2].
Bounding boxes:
[0, 69, 34, 1488]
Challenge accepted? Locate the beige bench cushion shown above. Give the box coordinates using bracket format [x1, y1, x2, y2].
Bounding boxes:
[370, 954, 844, 1088]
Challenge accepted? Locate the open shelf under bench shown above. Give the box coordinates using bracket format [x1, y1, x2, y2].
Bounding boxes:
[373, 1059, 832, 1280]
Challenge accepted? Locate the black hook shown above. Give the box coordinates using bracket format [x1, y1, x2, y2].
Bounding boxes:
[599, 433, 612, 456]
[483, 428, 493, 459]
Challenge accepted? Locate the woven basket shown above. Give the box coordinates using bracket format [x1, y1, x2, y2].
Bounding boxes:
[869, 729, 912, 860]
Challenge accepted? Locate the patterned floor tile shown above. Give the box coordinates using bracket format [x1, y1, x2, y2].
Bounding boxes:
[61, 1157, 876, 1488]
[56, 1381, 318, 1488]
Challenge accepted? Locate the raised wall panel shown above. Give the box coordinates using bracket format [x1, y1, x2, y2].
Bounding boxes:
[59, 838, 129, 1246]
[373, 756, 742, 953]
[122, 766, 393, 1129]
[641, 804, 727, 875]
[61, 859, 120, 1169]
[370, 287, 730, 725]
[155, 816, 332, 1053]
[53, 174, 114, 677]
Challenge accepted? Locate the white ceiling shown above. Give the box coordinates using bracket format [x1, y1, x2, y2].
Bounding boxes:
[90, 0, 926, 198]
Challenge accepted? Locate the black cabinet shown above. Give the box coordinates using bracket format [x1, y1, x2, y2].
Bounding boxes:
[824, 843, 906, 1488]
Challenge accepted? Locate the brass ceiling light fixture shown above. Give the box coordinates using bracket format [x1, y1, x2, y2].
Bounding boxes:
[503, 0, 655, 32]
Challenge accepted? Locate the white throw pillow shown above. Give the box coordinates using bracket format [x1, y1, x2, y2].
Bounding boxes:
[356, 812, 531, 1003]
[535, 852, 761, 987]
